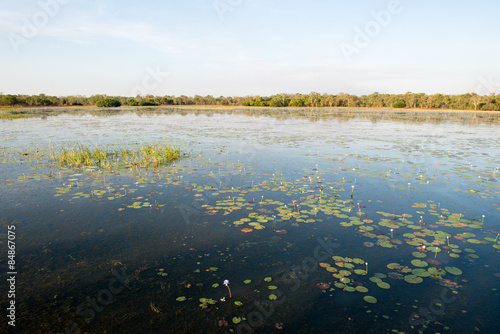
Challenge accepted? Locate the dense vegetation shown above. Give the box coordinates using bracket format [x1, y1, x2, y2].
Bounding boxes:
[95, 99, 121, 107]
[1, 92, 499, 111]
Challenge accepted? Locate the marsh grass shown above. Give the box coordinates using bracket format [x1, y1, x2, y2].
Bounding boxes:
[52, 143, 181, 168]
[0, 114, 30, 119]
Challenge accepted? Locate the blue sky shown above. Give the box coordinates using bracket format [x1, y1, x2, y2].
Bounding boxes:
[1, 0, 499, 97]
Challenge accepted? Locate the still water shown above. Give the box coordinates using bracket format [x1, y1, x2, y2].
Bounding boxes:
[0, 108, 499, 333]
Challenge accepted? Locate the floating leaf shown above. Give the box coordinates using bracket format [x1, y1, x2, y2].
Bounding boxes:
[264, 277, 272, 282]
[404, 275, 423, 284]
[356, 286, 369, 293]
[235, 301, 243, 306]
[412, 252, 427, 258]
[364, 296, 377, 303]
[176, 296, 187, 302]
[377, 282, 391, 289]
[269, 294, 277, 300]
[387, 263, 400, 269]
[411, 259, 428, 268]
[445, 266, 463, 275]
[243, 279, 252, 284]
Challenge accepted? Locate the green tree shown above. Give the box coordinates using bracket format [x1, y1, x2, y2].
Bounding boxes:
[1, 94, 19, 106]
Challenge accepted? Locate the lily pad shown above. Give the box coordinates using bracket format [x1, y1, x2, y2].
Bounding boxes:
[445, 266, 463, 275]
[364, 295, 377, 303]
[412, 252, 427, 258]
[243, 279, 252, 284]
[269, 294, 277, 300]
[232, 317, 242, 324]
[411, 259, 428, 268]
[387, 263, 400, 269]
[235, 301, 243, 306]
[412, 269, 431, 277]
[264, 277, 272, 282]
[377, 282, 391, 289]
[404, 275, 423, 284]
[268, 285, 278, 290]
[356, 286, 369, 293]
[176, 296, 187, 302]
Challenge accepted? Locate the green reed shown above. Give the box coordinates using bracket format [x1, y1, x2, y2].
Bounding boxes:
[52, 143, 181, 168]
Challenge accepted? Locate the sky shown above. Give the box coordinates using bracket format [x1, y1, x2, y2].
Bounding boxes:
[1, 0, 499, 97]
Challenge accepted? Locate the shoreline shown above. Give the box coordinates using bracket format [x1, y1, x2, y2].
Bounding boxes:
[1, 105, 499, 114]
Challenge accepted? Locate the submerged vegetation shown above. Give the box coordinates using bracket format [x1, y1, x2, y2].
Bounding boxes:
[51, 143, 181, 168]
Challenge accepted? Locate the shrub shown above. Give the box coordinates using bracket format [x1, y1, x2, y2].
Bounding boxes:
[289, 100, 305, 107]
[95, 99, 121, 107]
[127, 99, 139, 106]
[138, 101, 158, 106]
[480, 103, 500, 111]
[393, 101, 406, 108]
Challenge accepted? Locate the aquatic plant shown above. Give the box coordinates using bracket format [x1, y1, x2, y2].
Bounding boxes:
[223, 279, 232, 298]
[51, 143, 181, 168]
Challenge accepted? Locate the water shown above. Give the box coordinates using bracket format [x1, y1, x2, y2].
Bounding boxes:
[0, 108, 499, 333]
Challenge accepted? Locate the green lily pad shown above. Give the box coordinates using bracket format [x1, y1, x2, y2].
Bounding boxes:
[268, 285, 278, 290]
[176, 296, 187, 302]
[212, 283, 219, 288]
[445, 266, 463, 275]
[232, 317, 242, 324]
[340, 277, 351, 284]
[269, 294, 277, 300]
[264, 277, 272, 282]
[411, 259, 428, 268]
[354, 269, 367, 275]
[356, 286, 369, 293]
[412, 252, 427, 258]
[404, 275, 423, 284]
[369, 277, 382, 283]
[387, 263, 400, 269]
[377, 282, 391, 289]
[243, 279, 252, 284]
[364, 295, 377, 303]
[412, 269, 431, 277]
[235, 301, 243, 306]
[428, 267, 447, 276]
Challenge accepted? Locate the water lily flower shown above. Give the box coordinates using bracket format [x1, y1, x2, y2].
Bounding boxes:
[223, 280, 232, 298]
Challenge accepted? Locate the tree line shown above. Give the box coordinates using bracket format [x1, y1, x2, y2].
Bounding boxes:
[1, 92, 499, 111]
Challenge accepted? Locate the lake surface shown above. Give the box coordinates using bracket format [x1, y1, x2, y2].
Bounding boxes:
[1, 107, 499, 334]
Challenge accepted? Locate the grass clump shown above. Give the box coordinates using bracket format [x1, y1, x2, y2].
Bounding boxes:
[52, 143, 181, 168]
